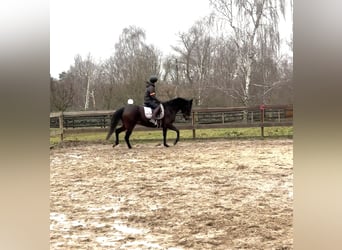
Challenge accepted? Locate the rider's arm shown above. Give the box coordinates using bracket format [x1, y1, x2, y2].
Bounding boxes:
[148, 86, 160, 102]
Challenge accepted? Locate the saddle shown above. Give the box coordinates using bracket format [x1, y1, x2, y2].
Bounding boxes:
[143, 104, 164, 120]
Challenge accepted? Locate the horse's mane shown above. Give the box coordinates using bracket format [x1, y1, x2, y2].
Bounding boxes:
[162, 97, 188, 106]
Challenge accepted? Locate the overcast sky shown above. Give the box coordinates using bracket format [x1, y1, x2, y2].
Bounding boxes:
[50, 0, 292, 79]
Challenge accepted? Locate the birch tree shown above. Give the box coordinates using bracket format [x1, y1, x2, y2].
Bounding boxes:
[73, 53, 98, 110]
[210, 0, 287, 107]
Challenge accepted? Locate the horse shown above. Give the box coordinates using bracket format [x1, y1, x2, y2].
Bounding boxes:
[106, 97, 193, 149]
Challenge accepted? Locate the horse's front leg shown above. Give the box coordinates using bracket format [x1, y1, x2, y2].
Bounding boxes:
[165, 124, 180, 146]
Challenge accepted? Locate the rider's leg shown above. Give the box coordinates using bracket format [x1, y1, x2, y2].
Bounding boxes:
[151, 105, 161, 119]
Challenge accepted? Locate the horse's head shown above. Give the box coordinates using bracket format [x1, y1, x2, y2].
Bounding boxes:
[181, 99, 193, 120]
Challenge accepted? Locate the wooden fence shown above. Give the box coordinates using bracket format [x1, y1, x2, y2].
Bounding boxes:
[50, 104, 293, 141]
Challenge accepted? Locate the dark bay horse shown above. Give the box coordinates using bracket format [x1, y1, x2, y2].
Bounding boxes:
[106, 97, 193, 149]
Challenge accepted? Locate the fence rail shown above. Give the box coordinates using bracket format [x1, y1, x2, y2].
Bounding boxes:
[50, 104, 293, 141]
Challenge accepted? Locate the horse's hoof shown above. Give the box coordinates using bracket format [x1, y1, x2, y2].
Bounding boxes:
[164, 144, 169, 147]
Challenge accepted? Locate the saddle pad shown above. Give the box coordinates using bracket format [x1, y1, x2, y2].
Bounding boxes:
[143, 105, 164, 119]
[143, 107, 153, 119]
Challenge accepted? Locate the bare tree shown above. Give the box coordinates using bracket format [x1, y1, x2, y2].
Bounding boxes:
[49, 6, 293, 111]
[50, 73, 74, 112]
[172, 17, 217, 106]
[73, 53, 99, 110]
[209, 36, 241, 106]
[109, 26, 162, 104]
[98, 57, 119, 109]
[210, 0, 287, 107]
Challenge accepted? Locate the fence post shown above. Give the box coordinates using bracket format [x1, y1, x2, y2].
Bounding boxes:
[192, 111, 196, 139]
[260, 105, 265, 137]
[59, 112, 64, 141]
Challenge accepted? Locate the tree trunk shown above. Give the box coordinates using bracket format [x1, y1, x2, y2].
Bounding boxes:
[197, 84, 202, 106]
[84, 77, 90, 110]
[91, 89, 96, 109]
[244, 59, 252, 107]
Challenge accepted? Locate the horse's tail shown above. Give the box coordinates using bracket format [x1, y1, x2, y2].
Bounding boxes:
[106, 107, 124, 140]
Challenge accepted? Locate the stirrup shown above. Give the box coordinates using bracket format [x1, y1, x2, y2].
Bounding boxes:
[150, 119, 157, 125]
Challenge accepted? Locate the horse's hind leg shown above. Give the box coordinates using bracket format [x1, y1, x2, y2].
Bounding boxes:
[114, 126, 125, 147]
[162, 128, 170, 147]
[124, 130, 133, 149]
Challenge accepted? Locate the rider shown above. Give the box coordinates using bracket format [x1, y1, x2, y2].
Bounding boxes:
[144, 76, 161, 125]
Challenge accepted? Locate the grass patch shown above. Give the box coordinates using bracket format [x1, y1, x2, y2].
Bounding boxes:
[50, 126, 292, 147]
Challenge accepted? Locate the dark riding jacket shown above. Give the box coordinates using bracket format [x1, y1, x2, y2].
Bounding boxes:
[144, 81, 160, 109]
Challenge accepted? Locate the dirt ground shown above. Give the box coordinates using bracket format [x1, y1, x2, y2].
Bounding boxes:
[50, 139, 293, 249]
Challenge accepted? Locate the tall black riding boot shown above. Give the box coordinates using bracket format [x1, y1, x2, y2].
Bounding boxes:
[151, 105, 161, 119]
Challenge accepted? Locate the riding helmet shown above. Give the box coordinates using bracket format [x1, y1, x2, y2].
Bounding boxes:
[149, 76, 158, 83]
